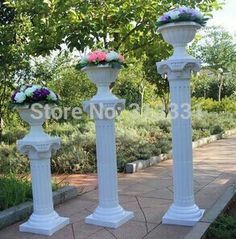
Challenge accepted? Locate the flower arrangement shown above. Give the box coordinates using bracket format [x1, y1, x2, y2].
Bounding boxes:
[76, 49, 126, 70]
[11, 85, 59, 106]
[157, 6, 208, 28]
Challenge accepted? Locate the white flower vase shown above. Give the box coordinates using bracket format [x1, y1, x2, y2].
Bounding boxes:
[17, 106, 50, 141]
[82, 65, 134, 228]
[156, 22, 204, 226]
[82, 65, 119, 100]
[157, 22, 201, 60]
[17, 105, 69, 236]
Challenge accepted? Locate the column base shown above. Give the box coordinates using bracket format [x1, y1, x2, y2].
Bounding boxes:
[19, 211, 69, 236]
[162, 204, 205, 226]
[85, 205, 134, 228]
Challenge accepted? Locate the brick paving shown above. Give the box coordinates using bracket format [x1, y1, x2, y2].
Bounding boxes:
[0, 135, 235, 239]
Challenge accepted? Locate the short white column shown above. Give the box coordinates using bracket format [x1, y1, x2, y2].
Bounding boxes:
[17, 138, 69, 236]
[157, 60, 204, 226]
[83, 101, 134, 228]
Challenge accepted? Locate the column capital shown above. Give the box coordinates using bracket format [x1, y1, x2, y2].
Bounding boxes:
[83, 99, 126, 120]
[156, 59, 201, 80]
[17, 137, 60, 158]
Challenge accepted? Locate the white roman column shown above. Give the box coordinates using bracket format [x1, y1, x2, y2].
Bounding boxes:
[17, 107, 69, 236]
[156, 22, 205, 226]
[157, 60, 204, 226]
[82, 65, 134, 228]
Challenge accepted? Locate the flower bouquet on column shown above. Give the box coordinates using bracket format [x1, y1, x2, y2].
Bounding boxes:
[77, 50, 134, 228]
[157, 6, 208, 60]
[12, 85, 59, 140]
[11, 85, 69, 236]
[76, 49, 126, 101]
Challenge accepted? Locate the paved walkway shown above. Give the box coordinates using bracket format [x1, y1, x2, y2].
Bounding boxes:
[0, 136, 236, 239]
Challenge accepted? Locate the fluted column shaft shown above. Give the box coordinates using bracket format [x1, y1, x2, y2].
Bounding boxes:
[95, 119, 119, 209]
[29, 151, 54, 215]
[169, 78, 194, 207]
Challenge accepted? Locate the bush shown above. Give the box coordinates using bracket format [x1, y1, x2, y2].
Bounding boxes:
[207, 214, 236, 239]
[192, 97, 236, 113]
[1, 107, 236, 174]
[0, 175, 32, 211]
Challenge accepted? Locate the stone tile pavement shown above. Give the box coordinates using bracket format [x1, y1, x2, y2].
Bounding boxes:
[0, 135, 235, 239]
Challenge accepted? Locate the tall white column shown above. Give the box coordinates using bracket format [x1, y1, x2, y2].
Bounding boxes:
[17, 137, 69, 236]
[83, 100, 134, 228]
[157, 60, 205, 226]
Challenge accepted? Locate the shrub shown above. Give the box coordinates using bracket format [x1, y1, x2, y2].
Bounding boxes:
[207, 214, 236, 239]
[0, 175, 32, 211]
[1, 107, 236, 174]
[192, 97, 236, 113]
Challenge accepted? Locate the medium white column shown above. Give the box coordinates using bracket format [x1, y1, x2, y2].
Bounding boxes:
[83, 101, 134, 228]
[17, 138, 69, 236]
[157, 60, 204, 226]
[82, 65, 134, 228]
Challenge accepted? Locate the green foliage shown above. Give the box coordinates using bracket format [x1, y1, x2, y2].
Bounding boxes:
[192, 97, 236, 113]
[0, 174, 32, 211]
[207, 214, 236, 239]
[0, 174, 64, 211]
[49, 66, 96, 108]
[190, 27, 236, 101]
[113, 59, 157, 107]
[191, 27, 236, 72]
[1, 108, 236, 174]
[192, 72, 236, 100]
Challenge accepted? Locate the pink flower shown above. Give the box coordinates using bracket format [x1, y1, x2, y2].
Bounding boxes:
[118, 54, 125, 62]
[96, 51, 107, 61]
[88, 53, 98, 63]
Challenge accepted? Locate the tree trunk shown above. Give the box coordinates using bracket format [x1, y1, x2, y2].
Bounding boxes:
[218, 74, 224, 102]
[162, 92, 170, 118]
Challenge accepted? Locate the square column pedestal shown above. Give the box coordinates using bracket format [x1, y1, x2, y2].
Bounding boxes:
[20, 211, 69, 236]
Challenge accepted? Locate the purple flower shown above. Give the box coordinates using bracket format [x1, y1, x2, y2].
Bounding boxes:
[160, 14, 169, 21]
[188, 9, 197, 17]
[11, 90, 19, 102]
[32, 88, 50, 101]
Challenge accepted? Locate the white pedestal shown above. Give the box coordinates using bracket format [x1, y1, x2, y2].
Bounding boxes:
[162, 204, 204, 226]
[20, 211, 69, 236]
[157, 59, 205, 226]
[86, 206, 134, 228]
[17, 136, 69, 235]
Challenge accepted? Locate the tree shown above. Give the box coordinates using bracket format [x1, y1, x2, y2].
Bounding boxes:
[0, 0, 225, 132]
[0, 1, 32, 138]
[190, 27, 236, 101]
[113, 58, 156, 113]
[59, 0, 224, 54]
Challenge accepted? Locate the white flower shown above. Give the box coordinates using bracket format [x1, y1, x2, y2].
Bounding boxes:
[179, 6, 188, 12]
[24, 85, 42, 97]
[24, 87, 36, 97]
[106, 51, 119, 62]
[32, 85, 42, 90]
[80, 55, 88, 64]
[169, 11, 180, 20]
[14, 92, 26, 103]
[195, 10, 203, 19]
[47, 91, 58, 101]
[20, 85, 27, 91]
